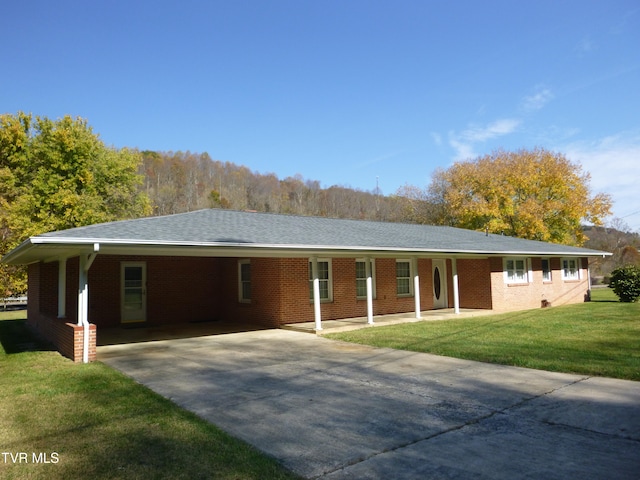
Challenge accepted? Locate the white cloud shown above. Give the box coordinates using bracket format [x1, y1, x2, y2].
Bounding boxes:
[521, 87, 554, 112]
[448, 137, 477, 161]
[575, 36, 594, 56]
[448, 118, 521, 161]
[462, 118, 521, 142]
[561, 131, 640, 221]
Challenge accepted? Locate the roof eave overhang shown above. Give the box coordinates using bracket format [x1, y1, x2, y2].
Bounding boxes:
[1, 236, 612, 265]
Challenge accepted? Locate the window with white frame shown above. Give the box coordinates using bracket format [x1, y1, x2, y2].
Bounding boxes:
[562, 258, 580, 280]
[504, 257, 529, 284]
[238, 259, 251, 302]
[541, 258, 552, 282]
[309, 259, 332, 301]
[396, 259, 413, 296]
[356, 259, 376, 299]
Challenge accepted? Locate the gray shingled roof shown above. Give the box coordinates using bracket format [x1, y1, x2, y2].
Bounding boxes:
[3, 209, 609, 264]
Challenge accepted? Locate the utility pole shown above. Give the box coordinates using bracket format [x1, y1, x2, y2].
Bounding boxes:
[375, 176, 381, 220]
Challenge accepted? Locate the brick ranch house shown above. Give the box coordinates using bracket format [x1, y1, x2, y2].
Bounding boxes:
[2, 209, 609, 363]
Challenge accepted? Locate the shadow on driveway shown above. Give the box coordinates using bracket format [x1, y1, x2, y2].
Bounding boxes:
[99, 329, 640, 479]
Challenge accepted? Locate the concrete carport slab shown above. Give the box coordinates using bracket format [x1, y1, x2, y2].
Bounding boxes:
[99, 330, 640, 479]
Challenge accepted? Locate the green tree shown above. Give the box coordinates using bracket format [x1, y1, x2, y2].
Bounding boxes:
[609, 265, 640, 303]
[408, 148, 611, 246]
[0, 112, 151, 295]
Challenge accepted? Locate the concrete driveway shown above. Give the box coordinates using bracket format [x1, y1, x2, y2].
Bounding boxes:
[99, 329, 640, 479]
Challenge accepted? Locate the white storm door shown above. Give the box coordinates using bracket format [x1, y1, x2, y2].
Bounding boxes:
[121, 262, 147, 323]
[432, 259, 448, 309]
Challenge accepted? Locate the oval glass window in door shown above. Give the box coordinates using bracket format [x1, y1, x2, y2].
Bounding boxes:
[434, 267, 441, 300]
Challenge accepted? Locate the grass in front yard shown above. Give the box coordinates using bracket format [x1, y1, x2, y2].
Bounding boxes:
[0, 312, 300, 480]
[326, 288, 640, 381]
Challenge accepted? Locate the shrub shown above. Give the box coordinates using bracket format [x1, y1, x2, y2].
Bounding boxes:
[609, 265, 640, 303]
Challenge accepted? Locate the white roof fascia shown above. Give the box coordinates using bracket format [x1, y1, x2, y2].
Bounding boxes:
[2, 234, 611, 265]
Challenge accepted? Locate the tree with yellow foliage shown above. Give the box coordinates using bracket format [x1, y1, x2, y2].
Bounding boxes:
[421, 148, 611, 246]
[1, 112, 151, 297]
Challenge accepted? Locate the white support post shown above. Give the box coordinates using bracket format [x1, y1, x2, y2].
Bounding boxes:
[78, 243, 99, 363]
[413, 258, 421, 319]
[365, 257, 374, 325]
[311, 257, 322, 331]
[57, 258, 67, 318]
[452, 257, 460, 314]
[78, 255, 90, 363]
[77, 255, 88, 327]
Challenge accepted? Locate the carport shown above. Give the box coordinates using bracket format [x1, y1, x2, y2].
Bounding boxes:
[2, 209, 607, 362]
[97, 308, 494, 346]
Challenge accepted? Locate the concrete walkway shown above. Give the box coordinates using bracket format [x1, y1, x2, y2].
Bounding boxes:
[99, 329, 640, 479]
[283, 308, 495, 334]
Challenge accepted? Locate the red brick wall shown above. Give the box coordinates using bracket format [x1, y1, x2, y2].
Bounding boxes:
[27, 263, 40, 327]
[216, 257, 283, 328]
[263, 257, 433, 324]
[36, 255, 500, 331]
[26, 262, 96, 363]
[65, 258, 79, 323]
[86, 255, 119, 327]
[148, 256, 220, 324]
[276, 258, 313, 323]
[457, 259, 493, 309]
[28, 253, 592, 360]
[490, 256, 590, 311]
[87, 255, 222, 327]
[370, 258, 420, 316]
[250, 258, 285, 327]
[69, 322, 97, 362]
[213, 257, 436, 325]
[38, 261, 59, 318]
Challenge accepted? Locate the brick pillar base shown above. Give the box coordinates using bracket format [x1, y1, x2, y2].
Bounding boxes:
[70, 323, 97, 363]
[27, 314, 97, 363]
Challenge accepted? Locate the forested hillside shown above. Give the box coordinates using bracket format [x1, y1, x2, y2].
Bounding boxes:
[138, 150, 637, 278]
[140, 150, 406, 221]
[584, 224, 640, 278]
[2, 116, 632, 298]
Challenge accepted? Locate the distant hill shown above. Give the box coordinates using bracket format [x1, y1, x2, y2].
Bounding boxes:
[138, 150, 636, 279]
[140, 150, 404, 222]
[584, 224, 640, 278]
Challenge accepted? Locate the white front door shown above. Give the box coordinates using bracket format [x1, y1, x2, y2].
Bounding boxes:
[121, 262, 147, 323]
[432, 259, 448, 309]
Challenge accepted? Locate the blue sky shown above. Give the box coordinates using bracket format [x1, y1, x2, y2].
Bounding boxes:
[2, 0, 639, 228]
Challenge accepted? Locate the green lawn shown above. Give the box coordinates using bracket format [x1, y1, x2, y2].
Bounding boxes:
[0, 311, 300, 480]
[327, 288, 640, 381]
[2, 289, 637, 477]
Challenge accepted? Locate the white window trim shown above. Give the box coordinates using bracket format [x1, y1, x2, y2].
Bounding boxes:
[238, 259, 251, 303]
[541, 258, 552, 282]
[309, 258, 333, 302]
[562, 258, 581, 281]
[396, 259, 414, 297]
[504, 257, 530, 284]
[356, 258, 376, 299]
